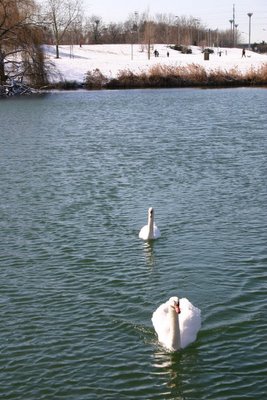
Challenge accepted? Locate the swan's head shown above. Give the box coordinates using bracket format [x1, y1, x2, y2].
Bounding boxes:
[148, 207, 154, 218]
[169, 296, 181, 314]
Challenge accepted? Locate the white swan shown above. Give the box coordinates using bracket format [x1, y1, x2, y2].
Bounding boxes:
[139, 207, 161, 240]
[152, 296, 201, 351]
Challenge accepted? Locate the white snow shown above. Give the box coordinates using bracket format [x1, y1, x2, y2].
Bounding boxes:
[44, 44, 267, 83]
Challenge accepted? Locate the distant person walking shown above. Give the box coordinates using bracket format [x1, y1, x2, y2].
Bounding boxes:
[242, 48, 246, 58]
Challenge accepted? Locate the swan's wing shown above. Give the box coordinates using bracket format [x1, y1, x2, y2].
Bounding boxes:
[153, 224, 161, 238]
[139, 225, 149, 239]
[151, 302, 170, 344]
[179, 298, 201, 348]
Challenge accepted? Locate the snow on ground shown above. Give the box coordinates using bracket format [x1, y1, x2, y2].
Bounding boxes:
[44, 44, 267, 83]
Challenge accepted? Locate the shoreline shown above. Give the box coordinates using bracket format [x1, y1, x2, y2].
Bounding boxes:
[49, 62, 267, 91]
[1, 59, 267, 97]
[1, 82, 267, 98]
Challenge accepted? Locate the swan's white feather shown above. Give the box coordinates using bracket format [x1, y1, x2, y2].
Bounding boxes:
[152, 297, 201, 350]
[139, 223, 161, 240]
[151, 300, 171, 345]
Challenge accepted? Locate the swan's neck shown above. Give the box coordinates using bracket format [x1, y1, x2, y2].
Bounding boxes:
[169, 306, 181, 351]
[148, 214, 154, 239]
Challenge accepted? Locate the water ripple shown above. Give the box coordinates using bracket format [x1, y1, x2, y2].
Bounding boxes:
[1, 89, 266, 399]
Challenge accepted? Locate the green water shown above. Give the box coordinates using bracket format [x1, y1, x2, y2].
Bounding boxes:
[0, 88, 266, 399]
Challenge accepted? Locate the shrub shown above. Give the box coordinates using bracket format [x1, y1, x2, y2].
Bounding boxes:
[48, 80, 82, 90]
[202, 48, 214, 54]
[84, 68, 108, 89]
[170, 45, 192, 54]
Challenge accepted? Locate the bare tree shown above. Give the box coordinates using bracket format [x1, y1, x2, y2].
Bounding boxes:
[44, 0, 82, 58]
[84, 15, 103, 44]
[106, 22, 124, 44]
[0, 0, 48, 86]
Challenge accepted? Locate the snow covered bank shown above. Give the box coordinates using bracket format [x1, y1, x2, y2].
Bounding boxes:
[45, 44, 267, 85]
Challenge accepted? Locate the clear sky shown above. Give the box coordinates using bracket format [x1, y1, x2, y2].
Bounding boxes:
[82, 0, 267, 43]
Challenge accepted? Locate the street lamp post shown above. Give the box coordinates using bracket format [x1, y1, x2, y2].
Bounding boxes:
[131, 23, 138, 60]
[193, 18, 200, 46]
[247, 13, 253, 50]
[175, 16, 179, 45]
[229, 19, 233, 47]
[134, 11, 139, 44]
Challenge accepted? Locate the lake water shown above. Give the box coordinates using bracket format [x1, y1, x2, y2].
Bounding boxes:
[0, 88, 266, 400]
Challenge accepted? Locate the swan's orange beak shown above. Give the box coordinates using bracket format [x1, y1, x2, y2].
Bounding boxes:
[175, 304, 181, 314]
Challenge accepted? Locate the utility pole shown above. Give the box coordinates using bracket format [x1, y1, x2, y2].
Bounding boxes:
[233, 4, 235, 27]
[232, 4, 235, 47]
[234, 24, 238, 47]
[134, 11, 139, 44]
[175, 16, 179, 45]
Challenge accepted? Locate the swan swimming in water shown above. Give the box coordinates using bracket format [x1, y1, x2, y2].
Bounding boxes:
[152, 296, 201, 351]
[139, 207, 161, 240]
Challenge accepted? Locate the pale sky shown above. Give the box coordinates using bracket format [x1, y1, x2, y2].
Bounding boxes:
[82, 0, 267, 43]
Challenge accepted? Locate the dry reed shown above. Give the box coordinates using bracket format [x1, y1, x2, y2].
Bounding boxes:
[79, 63, 267, 90]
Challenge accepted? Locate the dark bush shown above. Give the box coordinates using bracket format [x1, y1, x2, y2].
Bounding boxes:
[202, 48, 214, 54]
[170, 45, 192, 54]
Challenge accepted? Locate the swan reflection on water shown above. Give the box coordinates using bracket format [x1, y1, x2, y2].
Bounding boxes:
[143, 240, 155, 266]
[152, 349, 200, 396]
[152, 350, 185, 392]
